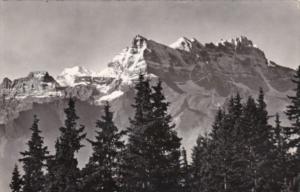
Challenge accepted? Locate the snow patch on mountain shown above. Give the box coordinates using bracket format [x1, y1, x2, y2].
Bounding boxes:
[97, 67, 118, 78]
[170, 37, 193, 51]
[56, 66, 94, 86]
[97, 90, 124, 103]
[170, 37, 203, 52]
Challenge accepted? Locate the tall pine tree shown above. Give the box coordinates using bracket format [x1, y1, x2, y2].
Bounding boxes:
[123, 74, 154, 192]
[191, 134, 214, 192]
[285, 65, 300, 191]
[82, 101, 125, 192]
[206, 107, 227, 192]
[255, 88, 277, 192]
[229, 94, 253, 192]
[46, 98, 86, 192]
[211, 94, 251, 192]
[19, 115, 49, 192]
[192, 93, 275, 192]
[150, 79, 182, 192]
[10, 165, 23, 192]
[240, 96, 258, 192]
[271, 113, 291, 192]
[123, 76, 181, 192]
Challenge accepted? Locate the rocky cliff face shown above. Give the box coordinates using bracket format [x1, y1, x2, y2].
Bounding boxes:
[0, 35, 295, 190]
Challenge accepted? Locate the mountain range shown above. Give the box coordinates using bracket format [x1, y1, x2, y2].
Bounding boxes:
[0, 35, 296, 190]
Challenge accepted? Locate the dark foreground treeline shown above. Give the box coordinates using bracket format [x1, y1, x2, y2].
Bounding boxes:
[9, 68, 300, 192]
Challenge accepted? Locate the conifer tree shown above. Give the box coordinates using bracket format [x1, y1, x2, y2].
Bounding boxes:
[286, 66, 300, 148]
[191, 90, 295, 192]
[270, 113, 291, 192]
[206, 108, 227, 192]
[199, 106, 233, 192]
[123, 74, 154, 192]
[19, 115, 49, 192]
[239, 96, 258, 191]
[285, 66, 300, 191]
[206, 95, 254, 192]
[228, 95, 253, 192]
[10, 165, 23, 192]
[209, 108, 225, 141]
[124, 76, 181, 192]
[286, 66, 300, 175]
[150, 79, 182, 192]
[46, 98, 86, 192]
[228, 93, 243, 120]
[191, 134, 214, 192]
[216, 94, 252, 192]
[82, 101, 125, 192]
[213, 111, 232, 192]
[222, 99, 249, 192]
[255, 88, 276, 192]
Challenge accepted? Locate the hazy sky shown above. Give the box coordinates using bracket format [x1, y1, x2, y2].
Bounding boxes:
[0, 1, 299, 80]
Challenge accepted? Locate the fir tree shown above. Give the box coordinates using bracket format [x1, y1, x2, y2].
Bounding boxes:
[220, 103, 247, 192]
[82, 101, 125, 192]
[240, 96, 258, 191]
[286, 66, 300, 183]
[191, 134, 214, 192]
[150, 79, 182, 192]
[271, 113, 291, 192]
[209, 108, 225, 141]
[200, 106, 232, 192]
[228, 93, 243, 120]
[123, 74, 154, 192]
[124, 76, 182, 192]
[191, 92, 284, 192]
[19, 115, 49, 192]
[204, 95, 255, 192]
[46, 98, 86, 192]
[207, 108, 227, 192]
[228, 96, 253, 192]
[255, 88, 276, 192]
[10, 165, 23, 192]
[215, 94, 251, 192]
[286, 66, 300, 148]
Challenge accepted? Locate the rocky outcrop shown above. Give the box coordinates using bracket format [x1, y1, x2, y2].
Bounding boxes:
[7, 71, 59, 94]
[0, 78, 12, 89]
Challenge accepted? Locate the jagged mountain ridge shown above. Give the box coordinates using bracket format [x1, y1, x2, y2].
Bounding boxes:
[0, 34, 295, 151]
[0, 35, 296, 190]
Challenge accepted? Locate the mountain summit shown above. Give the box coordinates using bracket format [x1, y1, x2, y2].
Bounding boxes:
[0, 35, 295, 190]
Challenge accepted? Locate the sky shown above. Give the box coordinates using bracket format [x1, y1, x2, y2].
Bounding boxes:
[0, 1, 299, 80]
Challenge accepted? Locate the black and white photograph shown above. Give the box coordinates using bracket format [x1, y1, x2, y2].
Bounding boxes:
[0, 0, 300, 192]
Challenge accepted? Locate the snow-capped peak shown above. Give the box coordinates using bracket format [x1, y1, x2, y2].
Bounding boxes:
[56, 66, 95, 86]
[170, 37, 203, 52]
[170, 37, 192, 51]
[97, 67, 118, 78]
[60, 66, 92, 77]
